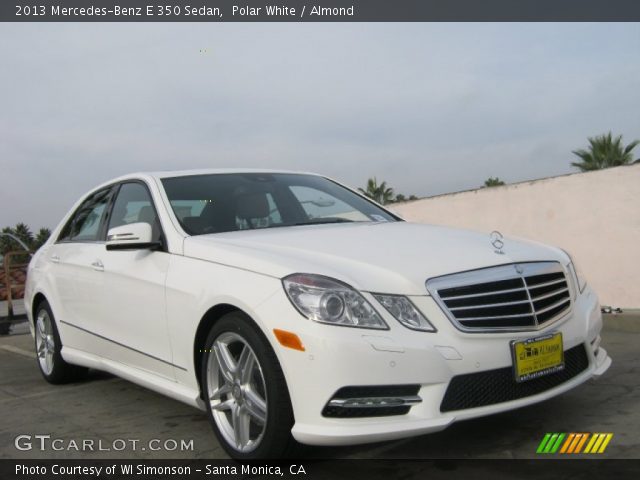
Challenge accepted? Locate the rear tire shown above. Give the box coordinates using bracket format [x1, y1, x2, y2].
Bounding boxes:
[201, 312, 297, 459]
[34, 300, 88, 384]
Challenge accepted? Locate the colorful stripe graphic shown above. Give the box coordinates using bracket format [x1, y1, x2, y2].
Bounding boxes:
[537, 433, 613, 454]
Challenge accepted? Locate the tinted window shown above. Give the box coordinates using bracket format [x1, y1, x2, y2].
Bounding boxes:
[161, 173, 398, 235]
[59, 188, 112, 242]
[108, 182, 162, 243]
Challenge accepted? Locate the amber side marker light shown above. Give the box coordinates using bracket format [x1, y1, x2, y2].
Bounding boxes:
[273, 329, 305, 351]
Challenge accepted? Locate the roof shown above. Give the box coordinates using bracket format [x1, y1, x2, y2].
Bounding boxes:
[79, 168, 330, 201]
[139, 168, 321, 180]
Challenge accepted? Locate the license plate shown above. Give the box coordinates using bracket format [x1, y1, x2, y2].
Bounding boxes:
[511, 332, 564, 383]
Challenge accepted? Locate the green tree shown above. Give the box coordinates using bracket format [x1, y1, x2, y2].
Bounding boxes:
[408, 195, 418, 201]
[33, 228, 52, 250]
[359, 177, 395, 205]
[394, 193, 406, 203]
[484, 177, 505, 187]
[571, 132, 639, 172]
[13, 223, 33, 247]
[0, 226, 15, 257]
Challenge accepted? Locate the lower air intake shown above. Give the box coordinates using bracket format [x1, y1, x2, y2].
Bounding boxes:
[440, 343, 589, 412]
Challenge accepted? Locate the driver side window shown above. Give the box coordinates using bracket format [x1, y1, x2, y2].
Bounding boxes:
[108, 182, 163, 244]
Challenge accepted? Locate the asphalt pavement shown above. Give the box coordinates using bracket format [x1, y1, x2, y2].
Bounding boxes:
[0, 317, 637, 460]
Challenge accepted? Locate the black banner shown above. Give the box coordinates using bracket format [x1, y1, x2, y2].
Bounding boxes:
[2, 0, 640, 22]
[3, 459, 640, 480]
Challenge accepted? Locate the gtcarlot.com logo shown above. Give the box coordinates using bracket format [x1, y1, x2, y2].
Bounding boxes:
[536, 432, 613, 454]
[14, 435, 194, 452]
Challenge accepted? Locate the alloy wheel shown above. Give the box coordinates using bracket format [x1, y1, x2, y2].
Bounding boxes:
[35, 309, 55, 375]
[206, 331, 268, 453]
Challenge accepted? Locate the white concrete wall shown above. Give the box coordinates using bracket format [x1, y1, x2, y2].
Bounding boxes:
[393, 164, 640, 308]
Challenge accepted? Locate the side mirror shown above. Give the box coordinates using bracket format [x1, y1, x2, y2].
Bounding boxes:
[106, 223, 160, 251]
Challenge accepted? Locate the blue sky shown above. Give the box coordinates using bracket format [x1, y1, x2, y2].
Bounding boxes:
[1, 23, 639, 228]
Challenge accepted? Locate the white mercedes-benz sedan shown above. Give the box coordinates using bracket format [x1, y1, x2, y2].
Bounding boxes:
[25, 169, 611, 458]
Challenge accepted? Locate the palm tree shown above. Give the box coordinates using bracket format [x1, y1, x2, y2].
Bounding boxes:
[359, 177, 395, 205]
[484, 177, 505, 187]
[571, 132, 639, 172]
[13, 223, 33, 247]
[0, 226, 15, 256]
[34, 228, 52, 250]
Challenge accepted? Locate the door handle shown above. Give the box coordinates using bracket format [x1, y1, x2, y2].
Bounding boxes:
[91, 259, 104, 272]
[50, 255, 60, 264]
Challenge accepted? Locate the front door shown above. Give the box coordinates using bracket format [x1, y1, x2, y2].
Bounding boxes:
[99, 181, 173, 379]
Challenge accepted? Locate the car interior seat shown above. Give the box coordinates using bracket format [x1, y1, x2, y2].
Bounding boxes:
[236, 192, 269, 229]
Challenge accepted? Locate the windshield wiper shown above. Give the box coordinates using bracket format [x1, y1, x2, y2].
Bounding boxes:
[292, 218, 357, 226]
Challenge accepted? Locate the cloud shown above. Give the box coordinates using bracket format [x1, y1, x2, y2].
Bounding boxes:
[1, 23, 638, 228]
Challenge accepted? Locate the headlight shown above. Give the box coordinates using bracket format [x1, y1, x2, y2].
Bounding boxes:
[562, 250, 587, 293]
[282, 274, 388, 330]
[570, 261, 587, 293]
[373, 294, 437, 332]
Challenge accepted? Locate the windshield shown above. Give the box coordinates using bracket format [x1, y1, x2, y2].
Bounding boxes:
[161, 173, 399, 235]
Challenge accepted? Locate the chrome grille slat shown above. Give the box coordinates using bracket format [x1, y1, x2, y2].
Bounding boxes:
[530, 287, 569, 302]
[457, 312, 534, 321]
[449, 299, 531, 311]
[426, 262, 571, 333]
[439, 286, 528, 300]
[527, 278, 566, 289]
[535, 298, 570, 315]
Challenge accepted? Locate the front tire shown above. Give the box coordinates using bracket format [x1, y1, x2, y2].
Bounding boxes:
[201, 312, 296, 459]
[34, 300, 88, 384]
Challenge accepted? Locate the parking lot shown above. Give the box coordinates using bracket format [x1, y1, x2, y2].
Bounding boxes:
[0, 315, 638, 460]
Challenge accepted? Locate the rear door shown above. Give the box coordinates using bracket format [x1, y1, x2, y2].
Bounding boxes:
[48, 187, 114, 348]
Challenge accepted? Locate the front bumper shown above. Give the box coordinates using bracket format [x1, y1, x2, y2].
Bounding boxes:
[255, 283, 610, 446]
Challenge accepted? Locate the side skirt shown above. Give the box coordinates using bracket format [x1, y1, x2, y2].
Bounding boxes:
[61, 346, 206, 411]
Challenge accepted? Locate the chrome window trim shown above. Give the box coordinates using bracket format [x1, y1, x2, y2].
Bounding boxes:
[426, 261, 572, 334]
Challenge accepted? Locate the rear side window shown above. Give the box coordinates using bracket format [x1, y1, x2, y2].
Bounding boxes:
[58, 188, 113, 243]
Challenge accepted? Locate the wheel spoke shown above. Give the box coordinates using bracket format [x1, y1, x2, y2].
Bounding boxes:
[37, 319, 46, 338]
[37, 342, 46, 358]
[236, 345, 253, 383]
[244, 387, 267, 425]
[209, 383, 231, 401]
[45, 350, 53, 373]
[213, 342, 236, 383]
[232, 405, 251, 449]
[211, 398, 235, 412]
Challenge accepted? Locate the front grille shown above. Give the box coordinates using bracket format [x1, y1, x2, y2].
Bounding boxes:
[427, 262, 571, 332]
[440, 343, 589, 412]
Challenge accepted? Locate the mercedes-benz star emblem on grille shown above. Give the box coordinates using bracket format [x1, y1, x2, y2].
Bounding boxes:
[490, 230, 504, 254]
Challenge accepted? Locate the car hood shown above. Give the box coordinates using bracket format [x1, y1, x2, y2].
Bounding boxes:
[182, 222, 567, 295]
